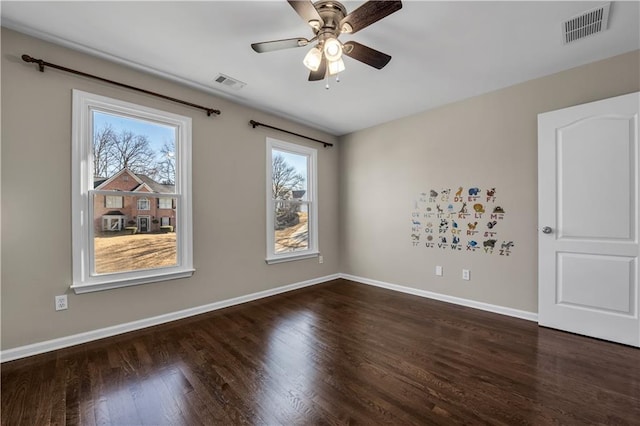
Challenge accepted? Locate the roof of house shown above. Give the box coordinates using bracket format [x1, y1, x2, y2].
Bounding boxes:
[292, 190, 306, 199]
[136, 174, 174, 194]
[94, 169, 174, 193]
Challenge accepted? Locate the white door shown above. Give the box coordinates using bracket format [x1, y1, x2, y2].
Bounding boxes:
[538, 91, 640, 347]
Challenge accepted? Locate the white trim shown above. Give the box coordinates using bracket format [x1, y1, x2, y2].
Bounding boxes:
[339, 273, 538, 322]
[266, 251, 319, 264]
[1, 274, 341, 363]
[1, 273, 538, 362]
[72, 90, 193, 292]
[266, 138, 319, 263]
[137, 215, 151, 232]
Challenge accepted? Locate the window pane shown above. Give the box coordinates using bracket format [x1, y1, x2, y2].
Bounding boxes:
[91, 110, 179, 275]
[274, 200, 309, 254]
[105, 195, 123, 208]
[92, 193, 178, 274]
[272, 149, 308, 201]
[137, 198, 150, 210]
[93, 111, 176, 185]
[159, 197, 172, 209]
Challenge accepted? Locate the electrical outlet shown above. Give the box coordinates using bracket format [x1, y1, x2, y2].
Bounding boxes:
[462, 269, 471, 281]
[318, 255, 324, 264]
[55, 295, 68, 311]
[435, 265, 443, 276]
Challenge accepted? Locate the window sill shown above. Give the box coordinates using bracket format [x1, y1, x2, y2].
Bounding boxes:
[71, 268, 195, 294]
[265, 252, 319, 265]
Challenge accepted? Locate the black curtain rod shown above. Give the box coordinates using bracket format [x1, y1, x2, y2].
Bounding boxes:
[22, 54, 221, 117]
[249, 120, 333, 148]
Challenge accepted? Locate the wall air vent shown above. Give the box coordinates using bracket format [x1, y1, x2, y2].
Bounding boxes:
[213, 73, 246, 90]
[562, 2, 611, 44]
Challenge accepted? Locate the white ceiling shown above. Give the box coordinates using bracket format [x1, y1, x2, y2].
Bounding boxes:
[2, 1, 639, 135]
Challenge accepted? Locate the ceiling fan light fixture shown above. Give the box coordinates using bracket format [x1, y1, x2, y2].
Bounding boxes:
[308, 19, 321, 30]
[323, 37, 343, 61]
[328, 57, 345, 75]
[303, 47, 323, 71]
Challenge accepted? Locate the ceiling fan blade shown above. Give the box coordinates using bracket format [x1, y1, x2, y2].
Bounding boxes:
[251, 38, 309, 53]
[340, 1, 402, 34]
[288, 0, 324, 27]
[308, 57, 327, 81]
[343, 41, 391, 69]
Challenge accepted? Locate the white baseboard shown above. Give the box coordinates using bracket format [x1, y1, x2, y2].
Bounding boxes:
[1, 272, 537, 363]
[0, 274, 340, 363]
[340, 273, 538, 322]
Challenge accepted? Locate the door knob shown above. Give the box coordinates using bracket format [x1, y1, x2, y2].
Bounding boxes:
[542, 226, 553, 234]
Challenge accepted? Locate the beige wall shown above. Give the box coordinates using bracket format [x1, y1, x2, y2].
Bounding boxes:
[1, 29, 340, 350]
[2, 25, 639, 352]
[339, 50, 640, 313]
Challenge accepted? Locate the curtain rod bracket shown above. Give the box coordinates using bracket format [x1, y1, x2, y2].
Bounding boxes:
[22, 54, 221, 117]
[249, 120, 333, 148]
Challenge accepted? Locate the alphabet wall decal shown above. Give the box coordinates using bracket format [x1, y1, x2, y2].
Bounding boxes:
[410, 186, 514, 256]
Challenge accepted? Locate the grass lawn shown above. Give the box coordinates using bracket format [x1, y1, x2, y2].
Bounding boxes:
[94, 232, 177, 274]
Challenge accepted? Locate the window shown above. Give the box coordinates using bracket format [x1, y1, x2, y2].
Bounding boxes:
[137, 197, 150, 210]
[105, 195, 123, 208]
[266, 138, 318, 263]
[161, 217, 171, 226]
[102, 216, 125, 231]
[72, 90, 194, 293]
[159, 197, 172, 209]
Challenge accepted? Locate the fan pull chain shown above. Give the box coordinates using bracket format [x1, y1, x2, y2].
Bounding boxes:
[325, 74, 341, 90]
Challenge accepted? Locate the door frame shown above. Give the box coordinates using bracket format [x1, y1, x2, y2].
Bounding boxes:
[137, 215, 151, 233]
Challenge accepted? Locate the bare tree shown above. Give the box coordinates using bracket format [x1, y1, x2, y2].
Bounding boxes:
[93, 127, 158, 178]
[272, 154, 305, 229]
[111, 130, 157, 176]
[93, 124, 116, 178]
[156, 140, 176, 185]
[272, 154, 305, 200]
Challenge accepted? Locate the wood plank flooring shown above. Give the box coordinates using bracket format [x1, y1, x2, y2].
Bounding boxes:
[2, 279, 639, 425]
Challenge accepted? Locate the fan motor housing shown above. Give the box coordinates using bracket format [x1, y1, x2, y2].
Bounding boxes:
[314, 0, 347, 34]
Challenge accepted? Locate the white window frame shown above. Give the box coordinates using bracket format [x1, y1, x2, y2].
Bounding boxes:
[102, 216, 125, 232]
[159, 197, 172, 209]
[72, 90, 194, 293]
[266, 138, 318, 264]
[105, 195, 123, 209]
[137, 197, 150, 211]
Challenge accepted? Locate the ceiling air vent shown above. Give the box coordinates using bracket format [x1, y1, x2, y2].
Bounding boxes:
[562, 2, 611, 44]
[213, 73, 246, 90]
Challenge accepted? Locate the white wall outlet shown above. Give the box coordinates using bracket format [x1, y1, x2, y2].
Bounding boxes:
[462, 269, 471, 281]
[318, 255, 324, 264]
[435, 265, 443, 276]
[55, 295, 68, 311]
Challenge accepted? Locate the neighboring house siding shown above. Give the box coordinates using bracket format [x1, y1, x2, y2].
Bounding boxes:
[93, 169, 176, 233]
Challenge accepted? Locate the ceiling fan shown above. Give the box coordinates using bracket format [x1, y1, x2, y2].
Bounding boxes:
[251, 0, 402, 81]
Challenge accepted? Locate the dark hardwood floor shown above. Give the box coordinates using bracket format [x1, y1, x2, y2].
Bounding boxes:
[2, 279, 639, 425]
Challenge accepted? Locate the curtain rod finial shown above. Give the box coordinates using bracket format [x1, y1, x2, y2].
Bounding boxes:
[22, 54, 44, 72]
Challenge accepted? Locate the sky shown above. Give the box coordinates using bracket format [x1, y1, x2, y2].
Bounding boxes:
[93, 111, 175, 153]
[274, 149, 308, 185]
[94, 110, 308, 186]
